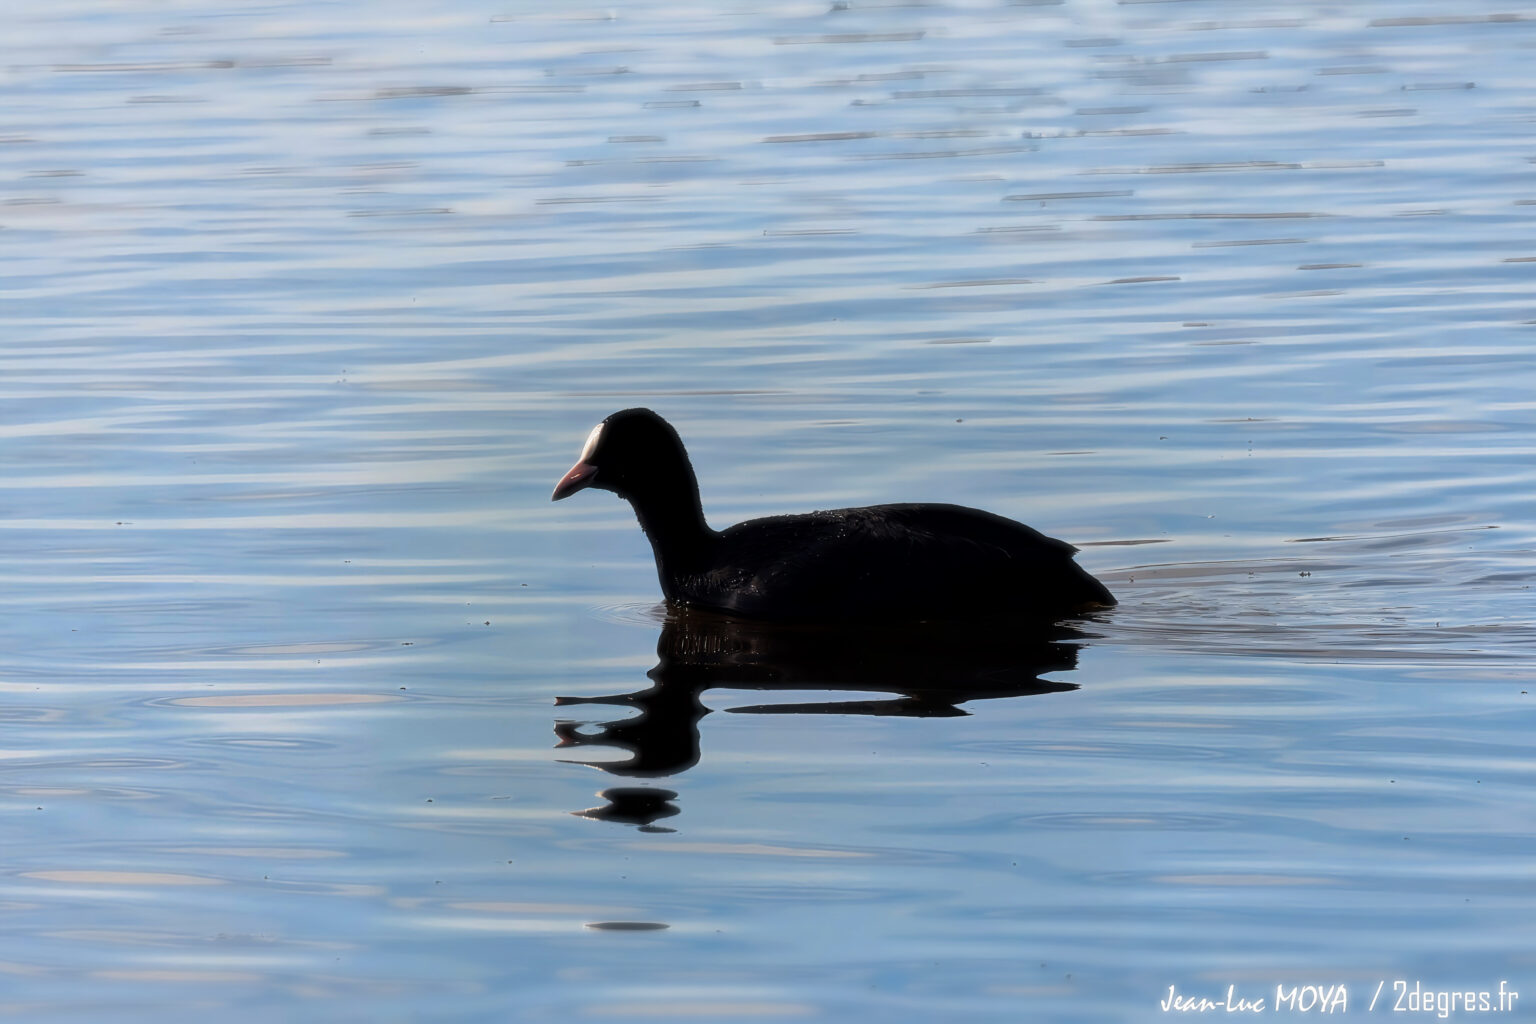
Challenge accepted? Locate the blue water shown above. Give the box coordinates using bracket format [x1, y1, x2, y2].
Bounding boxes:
[2, 1, 1534, 1020]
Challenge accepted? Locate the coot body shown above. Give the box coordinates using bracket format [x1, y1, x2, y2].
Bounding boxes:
[552, 408, 1114, 623]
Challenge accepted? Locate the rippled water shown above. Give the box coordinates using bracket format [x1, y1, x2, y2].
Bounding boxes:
[4, 1, 1534, 1020]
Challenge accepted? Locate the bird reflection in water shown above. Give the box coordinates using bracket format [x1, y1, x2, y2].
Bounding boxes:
[556, 611, 1087, 828]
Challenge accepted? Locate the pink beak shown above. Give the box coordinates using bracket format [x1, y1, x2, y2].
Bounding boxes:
[551, 460, 599, 501]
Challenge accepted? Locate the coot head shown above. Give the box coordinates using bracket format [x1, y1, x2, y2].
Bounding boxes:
[551, 408, 692, 503]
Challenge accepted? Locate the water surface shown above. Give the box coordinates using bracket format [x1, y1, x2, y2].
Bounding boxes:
[2, 1, 1534, 1020]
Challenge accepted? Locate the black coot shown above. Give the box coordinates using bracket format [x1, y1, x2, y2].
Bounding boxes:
[552, 408, 1115, 623]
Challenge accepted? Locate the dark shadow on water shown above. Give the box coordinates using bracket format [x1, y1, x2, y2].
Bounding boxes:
[556, 611, 1088, 826]
[574, 786, 681, 832]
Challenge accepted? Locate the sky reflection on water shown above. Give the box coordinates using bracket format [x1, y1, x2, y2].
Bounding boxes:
[2, 0, 1534, 1020]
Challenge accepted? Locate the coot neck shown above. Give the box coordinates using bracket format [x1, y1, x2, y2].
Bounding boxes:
[621, 462, 717, 595]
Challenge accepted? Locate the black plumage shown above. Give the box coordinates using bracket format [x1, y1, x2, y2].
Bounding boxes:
[552, 408, 1114, 623]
